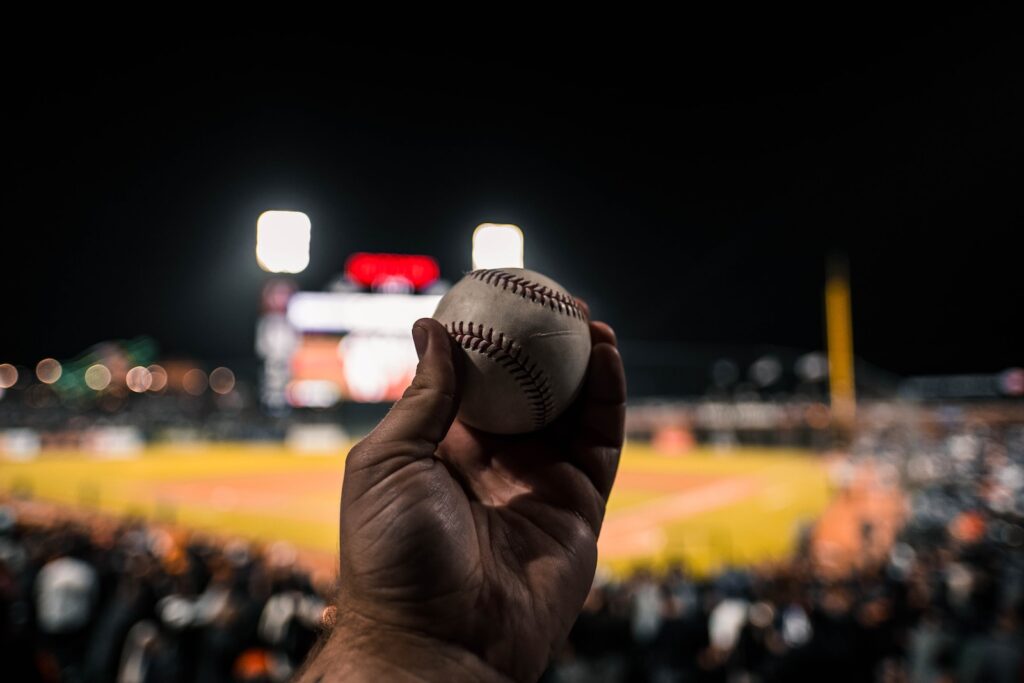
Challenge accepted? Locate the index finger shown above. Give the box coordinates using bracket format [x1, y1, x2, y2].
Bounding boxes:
[572, 324, 626, 501]
[590, 320, 617, 347]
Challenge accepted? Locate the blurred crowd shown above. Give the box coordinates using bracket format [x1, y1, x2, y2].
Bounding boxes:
[0, 388, 283, 446]
[3, 421, 1024, 682]
[545, 422, 1024, 683]
[0, 510, 328, 683]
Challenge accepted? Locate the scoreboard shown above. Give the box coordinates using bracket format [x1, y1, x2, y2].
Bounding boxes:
[258, 254, 446, 408]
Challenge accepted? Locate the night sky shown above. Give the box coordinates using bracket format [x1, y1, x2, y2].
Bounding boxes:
[4, 16, 1021, 381]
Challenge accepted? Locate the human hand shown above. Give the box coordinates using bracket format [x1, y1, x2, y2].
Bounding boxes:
[299, 315, 625, 682]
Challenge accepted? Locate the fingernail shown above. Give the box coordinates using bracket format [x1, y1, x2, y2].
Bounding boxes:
[412, 323, 428, 360]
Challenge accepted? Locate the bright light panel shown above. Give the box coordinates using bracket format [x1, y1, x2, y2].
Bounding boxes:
[257, 211, 311, 274]
[287, 292, 443, 334]
[472, 223, 524, 270]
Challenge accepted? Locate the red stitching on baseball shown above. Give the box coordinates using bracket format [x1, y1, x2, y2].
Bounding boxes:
[469, 270, 587, 320]
[444, 321, 555, 427]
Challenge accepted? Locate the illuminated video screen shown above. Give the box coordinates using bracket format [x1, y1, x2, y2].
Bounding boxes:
[285, 291, 442, 406]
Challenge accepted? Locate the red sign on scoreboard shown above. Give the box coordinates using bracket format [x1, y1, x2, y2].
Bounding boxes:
[344, 253, 440, 291]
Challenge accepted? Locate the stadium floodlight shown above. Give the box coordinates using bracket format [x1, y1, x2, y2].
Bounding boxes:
[257, 211, 311, 274]
[472, 223, 524, 270]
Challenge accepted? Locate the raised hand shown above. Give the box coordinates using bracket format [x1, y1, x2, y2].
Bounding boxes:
[299, 316, 625, 682]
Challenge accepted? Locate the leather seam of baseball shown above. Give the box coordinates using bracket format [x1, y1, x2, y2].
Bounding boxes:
[444, 321, 556, 427]
[469, 269, 587, 320]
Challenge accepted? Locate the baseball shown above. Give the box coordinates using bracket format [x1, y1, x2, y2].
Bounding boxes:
[432, 268, 591, 434]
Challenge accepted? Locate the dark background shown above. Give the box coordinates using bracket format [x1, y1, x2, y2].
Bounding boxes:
[3, 14, 1021, 378]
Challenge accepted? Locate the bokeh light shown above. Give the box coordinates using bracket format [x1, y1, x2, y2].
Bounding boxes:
[0, 363, 17, 389]
[84, 364, 112, 391]
[711, 359, 739, 388]
[126, 366, 153, 393]
[148, 364, 168, 392]
[183, 369, 208, 396]
[209, 367, 236, 395]
[36, 358, 62, 384]
[750, 355, 783, 388]
[1001, 367, 1024, 396]
[796, 352, 829, 382]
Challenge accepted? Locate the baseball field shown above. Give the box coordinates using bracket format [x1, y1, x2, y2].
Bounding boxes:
[0, 443, 835, 577]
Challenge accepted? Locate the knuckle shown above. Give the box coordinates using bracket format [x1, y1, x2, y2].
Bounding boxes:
[344, 441, 373, 469]
[401, 381, 456, 410]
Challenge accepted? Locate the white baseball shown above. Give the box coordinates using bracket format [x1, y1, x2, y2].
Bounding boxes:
[432, 268, 591, 434]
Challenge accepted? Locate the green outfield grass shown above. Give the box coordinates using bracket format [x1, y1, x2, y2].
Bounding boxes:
[0, 442, 831, 576]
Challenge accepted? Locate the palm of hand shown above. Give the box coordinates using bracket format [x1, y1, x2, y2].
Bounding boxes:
[336, 320, 624, 682]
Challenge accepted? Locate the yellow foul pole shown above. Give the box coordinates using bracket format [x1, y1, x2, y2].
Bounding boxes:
[826, 259, 856, 431]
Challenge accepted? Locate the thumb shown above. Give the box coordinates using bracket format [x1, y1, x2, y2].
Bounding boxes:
[357, 318, 460, 452]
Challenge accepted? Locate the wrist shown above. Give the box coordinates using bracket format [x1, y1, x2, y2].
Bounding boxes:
[298, 609, 515, 683]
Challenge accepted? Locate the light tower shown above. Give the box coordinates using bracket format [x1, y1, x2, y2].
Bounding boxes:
[255, 211, 308, 412]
